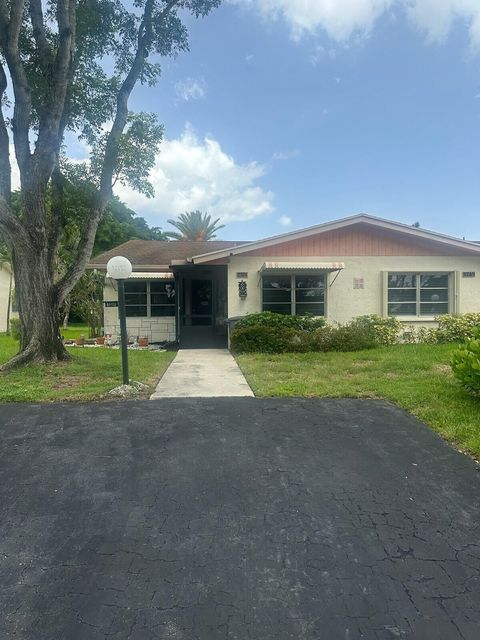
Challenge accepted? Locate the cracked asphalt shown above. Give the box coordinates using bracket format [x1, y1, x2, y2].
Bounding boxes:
[0, 398, 479, 639]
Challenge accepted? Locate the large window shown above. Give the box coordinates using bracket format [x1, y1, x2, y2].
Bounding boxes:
[125, 281, 175, 318]
[387, 273, 450, 317]
[262, 274, 325, 316]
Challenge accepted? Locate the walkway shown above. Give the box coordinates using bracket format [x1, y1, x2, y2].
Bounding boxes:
[150, 348, 254, 398]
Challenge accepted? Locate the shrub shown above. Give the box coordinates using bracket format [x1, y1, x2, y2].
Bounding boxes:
[230, 325, 299, 354]
[436, 313, 480, 344]
[231, 317, 378, 354]
[451, 329, 480, 396]
[9, 317, 20, 341]
[234, 311, 326, 332]
[319, 322, 378, 352]
[349, 314, 402, 346]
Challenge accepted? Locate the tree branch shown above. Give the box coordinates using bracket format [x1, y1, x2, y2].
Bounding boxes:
[34, 0, 76, 182]
[29, 0, 53, 71]
[0, 0, 32, 178]
[0, 62, 11, 203]
[56, 0, 181, 302]
[99, 0, 180, 198]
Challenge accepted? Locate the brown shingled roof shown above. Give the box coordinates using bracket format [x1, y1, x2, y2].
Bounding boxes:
[89, 239, 248, 270]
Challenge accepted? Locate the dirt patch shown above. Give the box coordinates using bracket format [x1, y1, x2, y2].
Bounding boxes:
[432, 363, 453, 376]
[351, 360, 376, 369]
[51, 375, 83, 389]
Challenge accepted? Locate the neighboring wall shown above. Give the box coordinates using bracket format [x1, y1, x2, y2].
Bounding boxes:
[227, 255, 480, 325]
[0, 264, 13, 333]
[103, 279, 176, 343]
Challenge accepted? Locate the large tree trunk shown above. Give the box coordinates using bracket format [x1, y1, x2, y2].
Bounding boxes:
[1, 244, 69, 370]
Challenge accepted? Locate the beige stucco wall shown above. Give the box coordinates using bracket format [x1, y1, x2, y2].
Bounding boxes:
[0, 264, 13, 333]
[227, 255, 480, 325]
[103, 279, 176, 343]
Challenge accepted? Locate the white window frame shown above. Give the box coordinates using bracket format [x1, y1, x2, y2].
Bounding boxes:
[383, 271, 454, 319]
[261, 273, 327, 316]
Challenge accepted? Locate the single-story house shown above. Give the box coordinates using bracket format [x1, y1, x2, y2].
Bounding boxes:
[0, 262, 14, 333]
[89, 214, 480, 348]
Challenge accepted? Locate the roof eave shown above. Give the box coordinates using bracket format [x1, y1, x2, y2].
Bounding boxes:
[191, 214, 480, 262]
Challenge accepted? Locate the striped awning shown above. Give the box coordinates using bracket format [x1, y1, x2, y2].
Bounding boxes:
[127, 271, 173, 280]
[260, 261, 345, 273]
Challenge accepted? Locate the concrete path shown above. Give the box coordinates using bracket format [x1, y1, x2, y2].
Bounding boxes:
[150, 348, 254, 398]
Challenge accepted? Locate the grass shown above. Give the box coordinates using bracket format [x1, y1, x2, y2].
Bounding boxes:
[236, 344, 480, 459]
[60, 323, 90, 340]
[0, 333, 175, 403]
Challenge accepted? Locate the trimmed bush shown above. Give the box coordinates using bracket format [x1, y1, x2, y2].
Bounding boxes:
[231, 316, 378, 354]
[230, 325, 298, 354]
[451, 330, 480, 396]
[234, 311, 326, 332]
[9, 318, 20, 341]
[436, 313, 480, 343]
[348, 314, 401, 346]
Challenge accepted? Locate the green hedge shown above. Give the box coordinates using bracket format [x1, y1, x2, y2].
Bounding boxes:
[451, 330, 480, 396]
[234, 311, 326, 332]
[230, 313, 391, 354]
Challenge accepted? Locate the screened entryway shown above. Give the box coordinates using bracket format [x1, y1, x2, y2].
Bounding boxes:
[175, 266, 228, 348]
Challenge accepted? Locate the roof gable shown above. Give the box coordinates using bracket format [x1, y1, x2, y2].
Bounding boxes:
[192, 214, 480, 262]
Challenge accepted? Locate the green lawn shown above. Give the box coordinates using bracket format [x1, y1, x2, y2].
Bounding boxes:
[236, 344, 480, 458]
[0, 334, 175, 402]
[60, 323, 90, 340]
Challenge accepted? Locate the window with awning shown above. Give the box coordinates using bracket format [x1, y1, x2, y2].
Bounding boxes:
[261, 274, 326, 316]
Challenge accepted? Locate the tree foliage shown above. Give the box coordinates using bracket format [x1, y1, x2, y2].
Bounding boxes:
[0, 0, 221, 368]
[166, 210, 225, 240]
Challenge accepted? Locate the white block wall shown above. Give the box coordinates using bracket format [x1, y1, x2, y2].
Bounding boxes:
[103, 280, 176, 343]
[227, 255, 480, 325]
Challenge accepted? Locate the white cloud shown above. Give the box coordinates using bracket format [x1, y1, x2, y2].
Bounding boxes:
[231, 0, 395, 42]
[278, 215, 292, 226]
[114, 124, 274, 224]
[231, 0, 480, 48]
[174, 77, 207, 102]
[272, 149, 300, 161]
[407, 0, 480, 49]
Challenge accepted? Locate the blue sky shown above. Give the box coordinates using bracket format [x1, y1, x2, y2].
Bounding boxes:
[111, 1, 480, 241]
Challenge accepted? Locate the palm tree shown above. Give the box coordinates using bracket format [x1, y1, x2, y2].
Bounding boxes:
[166, 211, 225, 241]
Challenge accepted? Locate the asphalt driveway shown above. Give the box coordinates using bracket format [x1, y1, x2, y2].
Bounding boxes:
[1, 398, 479, 639]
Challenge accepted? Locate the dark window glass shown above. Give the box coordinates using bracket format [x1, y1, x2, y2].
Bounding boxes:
[388, 274, 416, 288]
[296, 303, 324, 316]
[388, 289, 417, 303]
[295, 275, 325, 289]
[420, 303, 449, 316]
[125, 282, 147, 317]
[262, 276, 292, 290]
[262, 275, 292, 314]
[125, 304, 147, 317]
[420, 289, 449, 303]
[262, 303, 292, 315]
[294, 275, 325, 315]
[263, 288, 292, 303]
[388, 302, 417, 316]
[420, 274, 448, 288]
[388, 272, 450, 317]
[151, 306, 175, 317]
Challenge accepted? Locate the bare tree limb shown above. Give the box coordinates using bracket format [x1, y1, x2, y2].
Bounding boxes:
[0, 0, 32, 178]
[34, 0, 76, 182]
[29, 0, 53, 71]
[0, 62, 11, 203]
[99, 0, 180, 198]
